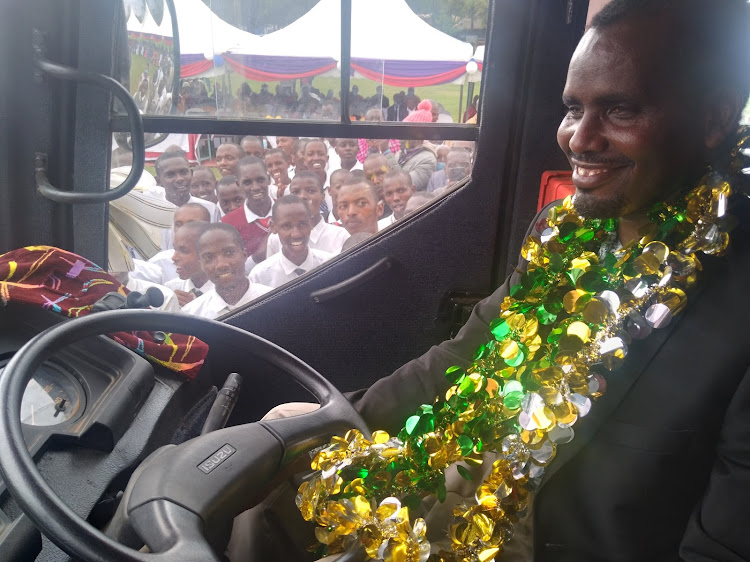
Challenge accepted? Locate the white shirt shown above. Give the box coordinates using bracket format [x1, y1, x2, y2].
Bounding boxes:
[125, 277, 182, 313]
[244, 202, 273, 224]
[266, 219, 350, 257]
[164, 277, 215, 294]
[130, 258, 166, 284]
[182, 281, 273, 320]
[249, 248, 333, 289]
[377, 214, 398, 230]
[147, 249, 178, 284]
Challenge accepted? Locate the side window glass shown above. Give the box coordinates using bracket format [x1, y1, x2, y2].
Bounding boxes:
[112, 0, 487, 313]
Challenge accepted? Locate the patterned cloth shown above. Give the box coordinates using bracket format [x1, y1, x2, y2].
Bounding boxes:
[0, 246, 208, 380]
[357, 139, 402, 163]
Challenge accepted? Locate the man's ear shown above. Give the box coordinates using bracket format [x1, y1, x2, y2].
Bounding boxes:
[270, 219, 277, 234]
[704, 87, 744, 149]
[377, 201, 384, 219]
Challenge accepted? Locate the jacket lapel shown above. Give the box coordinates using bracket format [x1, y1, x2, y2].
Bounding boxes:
[537, 302, 690, 490]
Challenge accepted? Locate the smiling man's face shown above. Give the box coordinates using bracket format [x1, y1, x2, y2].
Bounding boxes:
[557, 19, 708, 219]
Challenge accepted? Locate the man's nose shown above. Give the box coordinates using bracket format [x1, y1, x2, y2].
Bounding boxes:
[566, 112, 607, 155]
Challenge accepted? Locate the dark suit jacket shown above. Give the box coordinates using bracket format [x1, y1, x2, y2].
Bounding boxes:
[349, 198, 750, 561]
[387, 103, 407, 122]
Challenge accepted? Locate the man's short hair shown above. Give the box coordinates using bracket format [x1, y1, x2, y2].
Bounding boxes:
[236, 155, 266, 173]
[330, 168, 351, 182]
[241, 135, 263, 146]
[383, 170, 413, 186]
[349, 169, 365, 180]
[293, 138, 309, 154]
[272, 194, 309, 220]
[197, 222, 244, 253]
[592, 0, 750, 103]
[177, 220, 210, 241]
[264, 147, 290, 162]
[341, 176, 379, 202]
[191, 165, 214, 178]
[363, 153, 388, 166]
[176, 203, 211, 222]
[154, 149, 188, 176]
[303, 139, 327, 153]
[291, 170, 324, 192]
[217, 175, 238, 187]
[219, 143, 243, 155]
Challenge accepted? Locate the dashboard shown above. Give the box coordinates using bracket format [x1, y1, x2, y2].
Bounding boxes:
[0, 303, 204, 561]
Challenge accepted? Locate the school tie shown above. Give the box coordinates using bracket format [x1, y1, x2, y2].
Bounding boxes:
[294, 268, 306, 276]
[319, 201, 329, 221]
[256, 216, 272, 232]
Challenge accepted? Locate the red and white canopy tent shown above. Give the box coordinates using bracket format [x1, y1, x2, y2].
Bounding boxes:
[224, 0, 475, 87]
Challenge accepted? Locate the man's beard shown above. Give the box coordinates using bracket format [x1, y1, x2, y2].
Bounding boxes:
[573, 191, 628, 219]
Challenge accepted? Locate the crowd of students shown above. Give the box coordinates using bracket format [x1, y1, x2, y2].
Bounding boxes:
[119, 110, 474, 319]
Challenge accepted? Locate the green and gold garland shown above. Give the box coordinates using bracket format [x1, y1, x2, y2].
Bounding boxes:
[297, 128, 750, 562]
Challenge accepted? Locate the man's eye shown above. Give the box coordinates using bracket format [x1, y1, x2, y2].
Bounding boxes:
[609, 106, 636, 118]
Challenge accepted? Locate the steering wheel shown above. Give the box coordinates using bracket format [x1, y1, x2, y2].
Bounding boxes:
[0, 310, 370, 561]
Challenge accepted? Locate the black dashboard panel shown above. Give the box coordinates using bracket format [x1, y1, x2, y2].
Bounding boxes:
[0, 304, 155, 465]
[0, 303, 194, 561]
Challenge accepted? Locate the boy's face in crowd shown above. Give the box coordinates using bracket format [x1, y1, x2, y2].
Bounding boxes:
[273, 203, 313, 264]
[198, 230, 247, 291]
[216, 144, 242, 177]
[190, 169, 217, 203]
[335, 138, 358, 167]
[445, 151, 472, 183]
[328, 173, 347, 220]
[238, 162, 271, 213]
[217, 182, 244, 215]
[172, 228, 202, 280]
[276, 136, 296, 158]
[289, 177, 324, 221]
[173, 206, 208, 233]
[242, 139, 264, 158]
[364, 156, 388, 188]
[294, 143, 307, 170]
[264, 152, 290, 185]
[337, 182, 383, 235]
[157, 156, 192, 206]
[303, 141, 329, 175]
[382, 175, 415, 219]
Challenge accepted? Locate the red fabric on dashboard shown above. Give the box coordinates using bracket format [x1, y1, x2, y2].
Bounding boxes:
[0, 246, 207, 380]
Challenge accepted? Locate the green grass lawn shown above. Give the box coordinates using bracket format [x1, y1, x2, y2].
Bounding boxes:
[130, 54, 478, 123]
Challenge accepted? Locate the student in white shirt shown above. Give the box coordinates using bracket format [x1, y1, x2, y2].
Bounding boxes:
[265, 171, 349, 257]
[153, 150, 221, 250]
[144, 203, 212, 284]
[264, 148, 292, 202]
[250, 196, 333, 289]
[183, 223, 272, 320]
[154, 150, 221, 223]
[337, 177, 383, 237]
[377, 170, 416, 230]
[164, 221, 215, 307]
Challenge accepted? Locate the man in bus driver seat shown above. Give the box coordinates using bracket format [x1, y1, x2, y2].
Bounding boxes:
[231, 1, 750, 561]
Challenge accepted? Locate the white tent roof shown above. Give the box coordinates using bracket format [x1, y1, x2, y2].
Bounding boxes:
[127, 0, 262, 57]
[231, 0, 473, 62]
